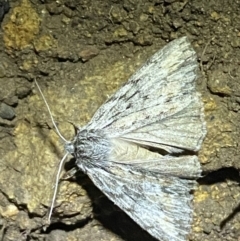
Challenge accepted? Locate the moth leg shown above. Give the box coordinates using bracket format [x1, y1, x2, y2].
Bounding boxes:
[61, 167, 78, 180]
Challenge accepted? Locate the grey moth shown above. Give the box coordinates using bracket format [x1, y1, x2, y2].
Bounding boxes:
[36, 36, 206, 241]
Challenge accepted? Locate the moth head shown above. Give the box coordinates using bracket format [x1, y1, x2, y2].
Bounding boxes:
[64, 141, 75, 154]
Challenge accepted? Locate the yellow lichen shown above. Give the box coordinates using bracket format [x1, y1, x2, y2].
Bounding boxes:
[3, 0, 40, 51]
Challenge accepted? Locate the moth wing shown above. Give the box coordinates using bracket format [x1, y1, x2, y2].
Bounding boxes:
[119, 94, 206, 153]
[108, 138, 201, 178]
[83, 159, 198, 241]
[86, 37, 206, 153]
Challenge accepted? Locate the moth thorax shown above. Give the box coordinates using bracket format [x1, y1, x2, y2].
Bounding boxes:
[74, 129, 111, 161]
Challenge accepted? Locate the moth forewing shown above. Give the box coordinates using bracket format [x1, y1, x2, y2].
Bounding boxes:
[81, 158, 198, 241]
[86, 37, 199, 133]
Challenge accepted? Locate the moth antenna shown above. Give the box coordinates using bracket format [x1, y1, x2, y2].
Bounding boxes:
[48, 152, 69, 222]
[34, 79, 68, 143]
[35, 79, 71, 222]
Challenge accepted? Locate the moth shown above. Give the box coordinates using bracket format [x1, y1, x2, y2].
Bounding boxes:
[36, 36, 206, 241]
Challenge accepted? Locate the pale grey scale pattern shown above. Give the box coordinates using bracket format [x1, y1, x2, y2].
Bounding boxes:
[86, 37, 198, 133]
[104, 95, 193, 138]
[89, 90, 194, 139]
[80, 160, 197, 241]
[111, 155, 201, 179]
[119, 93, 206, 153]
